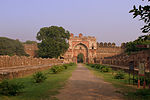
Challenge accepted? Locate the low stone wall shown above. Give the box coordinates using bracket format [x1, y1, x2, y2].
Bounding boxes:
[0, 55, 63, 68]
[0, 55, 64, 80]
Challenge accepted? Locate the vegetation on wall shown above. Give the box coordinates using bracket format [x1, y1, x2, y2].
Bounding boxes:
[23, 40, 37, 44]
[36, 26, 70, 58]
[125, 35, 150, 53]
[0, 37, 28, 56]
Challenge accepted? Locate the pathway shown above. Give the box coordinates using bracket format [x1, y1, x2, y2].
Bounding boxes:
[56, 64, 123, 100]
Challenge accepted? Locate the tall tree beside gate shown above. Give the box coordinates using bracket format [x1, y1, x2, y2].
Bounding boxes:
[36, 26, 70, 58]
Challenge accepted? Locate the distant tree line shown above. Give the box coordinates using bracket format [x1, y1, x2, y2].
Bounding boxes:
[23, 40, 37, 44]
[0, 37, 28, 56]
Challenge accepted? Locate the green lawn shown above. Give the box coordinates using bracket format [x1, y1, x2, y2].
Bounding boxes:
[85, 64, 150, 100]
[0, 64, 76, 100]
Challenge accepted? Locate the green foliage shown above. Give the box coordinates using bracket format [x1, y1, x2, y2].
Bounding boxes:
[0, 80, 24, 96]
[87, 63, 112, 73]
[51, 65, 65, 74]
[114, 70, 125, 79]
[68, 62, 76, 66]
[125, 35, 150, 53]
[129, 0, 150, 33]
[36, 26, 70, 58]
[101, 66, 112, 72]
[0, 37, 28, 56]
[127, 89, 150, 100]
[0, 64, 76, 100]
[63, 64, 69, 69]
[51, 63, 75, 74]
[23, 40, 37, 44]
[133, 76, 150, 86]
[33, 72, 47, 83]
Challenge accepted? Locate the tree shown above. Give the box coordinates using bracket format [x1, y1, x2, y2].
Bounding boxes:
[23, 40, 37, 44]
[36, 26, 70, 58]
[129, 0, 150, 33]
[0, 37, 28, 56]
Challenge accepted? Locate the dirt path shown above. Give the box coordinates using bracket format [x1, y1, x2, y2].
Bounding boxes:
[56, 64, 123, 100]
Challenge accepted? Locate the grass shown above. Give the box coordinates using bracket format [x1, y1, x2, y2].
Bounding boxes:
[85, 64, 150, 100]
[0, 64, 76, 100]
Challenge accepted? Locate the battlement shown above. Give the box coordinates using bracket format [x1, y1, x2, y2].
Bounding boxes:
[97, 42, 117, 48]
[70, 33, 96, 40]
[97, 42, 126, 48]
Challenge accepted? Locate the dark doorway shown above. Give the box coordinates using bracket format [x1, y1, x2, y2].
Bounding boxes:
[77, 53, 84, 63]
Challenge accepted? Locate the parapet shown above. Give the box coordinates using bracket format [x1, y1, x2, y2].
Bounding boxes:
[97, 42, 118, 48]
[70, 33, 74, 38]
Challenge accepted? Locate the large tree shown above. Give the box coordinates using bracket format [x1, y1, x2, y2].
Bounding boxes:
[129, 0, 150, 33]
[36, 26, 70, 58]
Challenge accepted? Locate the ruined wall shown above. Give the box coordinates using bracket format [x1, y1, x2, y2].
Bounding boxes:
[99, 50, 150, 70]
[63, 33, 124, 63]
[0, 55, 63, 68]
[23, 43, 38, 57]
[96, 42, 124, 59]
[0, 55, 64, 80]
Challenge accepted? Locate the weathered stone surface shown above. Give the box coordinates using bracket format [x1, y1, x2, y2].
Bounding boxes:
[0, 56, 63, 80]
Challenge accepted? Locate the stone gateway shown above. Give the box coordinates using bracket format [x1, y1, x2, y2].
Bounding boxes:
[63, 33, 123, 63]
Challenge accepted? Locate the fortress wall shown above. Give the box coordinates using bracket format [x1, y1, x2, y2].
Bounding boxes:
[96, 42, 124, 59]
[0, 55, 63, 68]
[97, 50, 150, 70]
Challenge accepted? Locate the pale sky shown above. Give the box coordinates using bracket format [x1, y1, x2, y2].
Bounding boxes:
[0, 0, 149, 45]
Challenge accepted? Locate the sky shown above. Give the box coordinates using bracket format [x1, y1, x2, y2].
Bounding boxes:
[0, 0, 149, 45]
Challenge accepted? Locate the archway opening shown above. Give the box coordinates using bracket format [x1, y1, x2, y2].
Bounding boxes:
[77, 53, 84, 63]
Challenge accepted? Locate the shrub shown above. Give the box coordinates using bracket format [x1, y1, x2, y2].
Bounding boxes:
[101, 66, 112, 72]
[63, 64, 69, 69]
[33, 72, 47, 83]
[95, 64, 101, 69]
[0, 80, 24, 96]
[114, 70, 125, 79]
[69, 62, 75, 66]
[51, 65, 64, 74]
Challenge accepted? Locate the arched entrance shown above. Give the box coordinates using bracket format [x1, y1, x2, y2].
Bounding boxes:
[73, 43, 88, 63]
[77, 53, 84, 63]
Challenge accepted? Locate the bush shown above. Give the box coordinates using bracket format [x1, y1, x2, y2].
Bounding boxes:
[114, 70, 125, 79]
[101, 66, 112, 72]
[51, 65, 64, 74]
[69, 62, 75, 66]
[0, 80, 24, 96]
[87, 64, 112, 73]
[33, 72, 47, 83]
[63, 64, 69, 69]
